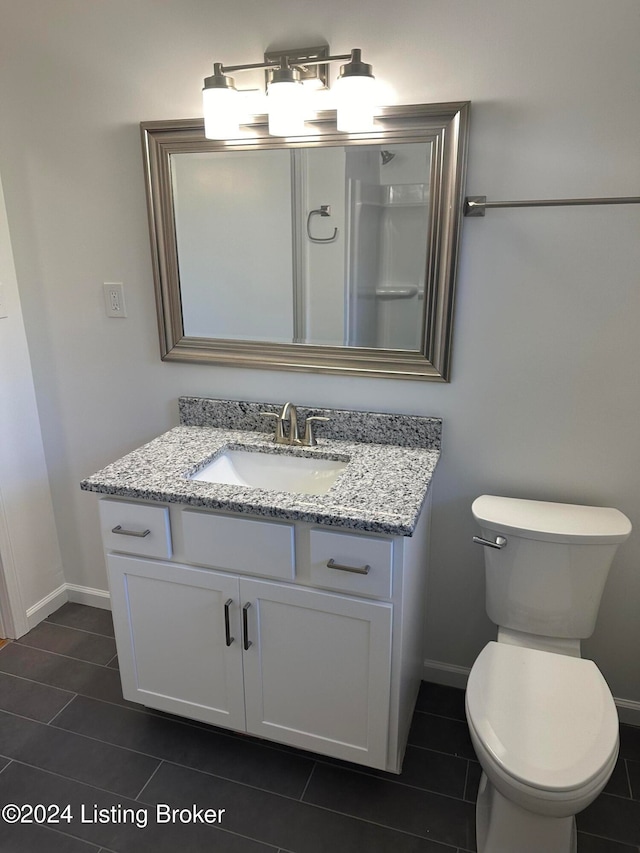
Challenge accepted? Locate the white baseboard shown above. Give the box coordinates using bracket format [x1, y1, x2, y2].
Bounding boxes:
[423, 658, 640, 727]
[422, 658, 470, 690]
[65, 583, 111, 610]
[26, 584, 68, 631]
[22, 583, 111, 637]
[614, 698, 640, 727]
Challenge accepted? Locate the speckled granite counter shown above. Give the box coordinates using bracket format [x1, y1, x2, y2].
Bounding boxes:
[81, 399, 441, 536]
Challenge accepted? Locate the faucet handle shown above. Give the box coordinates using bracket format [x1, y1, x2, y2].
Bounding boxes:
[259, 411, 284, 442]
[302, 416, 329, 447]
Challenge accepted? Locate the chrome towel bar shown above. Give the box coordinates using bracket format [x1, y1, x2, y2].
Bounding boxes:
[464, 195, 640, 217]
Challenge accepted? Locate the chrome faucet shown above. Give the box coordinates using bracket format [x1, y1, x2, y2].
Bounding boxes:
[278, 402, 299, 445]
[260, 402, 330, 446]
[260, 402, 300, 445]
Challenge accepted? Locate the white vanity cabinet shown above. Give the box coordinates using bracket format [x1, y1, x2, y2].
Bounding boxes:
[107, 555, 247, 730]
[99, 495, 430, 773]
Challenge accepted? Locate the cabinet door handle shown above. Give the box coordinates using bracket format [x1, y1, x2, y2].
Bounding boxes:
[111, 525, 151, 538]
[326, 558, 371, 575]
[242, 602, 252, 650]
[224, 599, 234, 647]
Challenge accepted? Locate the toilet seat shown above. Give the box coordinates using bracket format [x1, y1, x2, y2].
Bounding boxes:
[466, 642, 619, 794]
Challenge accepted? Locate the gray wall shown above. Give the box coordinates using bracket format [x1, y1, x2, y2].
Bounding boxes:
[0, 0, 639, 702]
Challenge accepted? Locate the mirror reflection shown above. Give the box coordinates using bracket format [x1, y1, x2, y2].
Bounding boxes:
[141, 103, 469, 380]
[172, 142, 431, 351]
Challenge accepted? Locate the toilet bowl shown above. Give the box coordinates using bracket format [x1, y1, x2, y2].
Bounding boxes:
[466, 643, 619, 852]
[467, 496, 631, 853]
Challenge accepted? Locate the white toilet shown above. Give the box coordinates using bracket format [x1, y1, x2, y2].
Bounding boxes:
[466, 495, 632, 853]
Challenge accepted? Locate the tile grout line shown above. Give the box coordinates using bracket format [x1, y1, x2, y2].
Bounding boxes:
[44, 706, 186, 765]
[1, 757, 171, 809]
[413, 707, 468, 724]
[50, 688, 331, 768]
[462, 759, 470, 802]
[406, 740, 476, 762]
[45, 697, 321, 771]
[312, 750, 472, 796]
[0, 754, 163, 806]
[594, 788, 640, 804]
[134, 758, 164, 801]
[0, 711, 170, 800]
[3, 757, 279, 853]
[45, 614, 115, 640]
[623, 757, 634, 799]
[13, 820, 105, 851]
[0, 728, 380, 824]
[12, 641, 117, 669]
[132, 758, 466, 849]
[0, 667, 71, 688]
[0, 757, 13, 776]
[298, 761, 316, 801]
[47, 691, 80, 726]
[579, 828, 640, 848]
[1, 705, 86, 731]
[306, 756, 480, 804]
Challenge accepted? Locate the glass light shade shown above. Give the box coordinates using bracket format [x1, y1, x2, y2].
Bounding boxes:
[267, 80, 306, 137]
[334, 74, 376, 133]
[203, 87, 240, 139]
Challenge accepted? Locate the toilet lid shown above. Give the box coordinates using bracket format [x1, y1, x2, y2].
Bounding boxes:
[466, 642, 619, 792]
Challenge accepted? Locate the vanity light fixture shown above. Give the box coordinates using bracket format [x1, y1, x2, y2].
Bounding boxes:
[266, 59, 306, 137]
[202, 46, 376, 139]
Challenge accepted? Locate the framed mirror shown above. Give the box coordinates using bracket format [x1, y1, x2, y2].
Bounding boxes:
[141, 102, 469, 380]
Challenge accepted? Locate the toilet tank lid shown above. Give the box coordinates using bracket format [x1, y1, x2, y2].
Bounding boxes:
[472, 495, 632, 544]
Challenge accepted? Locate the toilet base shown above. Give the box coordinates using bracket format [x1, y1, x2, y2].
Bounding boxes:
[476, 772, 577, 853]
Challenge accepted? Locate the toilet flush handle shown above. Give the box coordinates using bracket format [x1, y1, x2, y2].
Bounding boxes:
[473, 535, 507, 549]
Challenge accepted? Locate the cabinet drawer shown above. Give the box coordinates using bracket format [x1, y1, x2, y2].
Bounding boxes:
[182, 510, 295, 580]
[309, 529, 393, 598]
[99, 499, 172, 559]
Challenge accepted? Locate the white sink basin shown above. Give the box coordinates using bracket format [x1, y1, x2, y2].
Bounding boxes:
[190, 449, 348, 495]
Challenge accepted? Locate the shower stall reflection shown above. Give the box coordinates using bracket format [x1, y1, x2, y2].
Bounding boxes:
[171, 141, 431, 351]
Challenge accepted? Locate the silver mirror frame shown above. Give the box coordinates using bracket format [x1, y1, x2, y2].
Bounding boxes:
[141, 102, 470, 381]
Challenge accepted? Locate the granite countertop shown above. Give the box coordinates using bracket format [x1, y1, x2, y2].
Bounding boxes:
[81, 424, 440, 537]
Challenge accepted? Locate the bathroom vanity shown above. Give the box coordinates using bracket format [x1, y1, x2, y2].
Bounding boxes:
[81, 397, 441, 773]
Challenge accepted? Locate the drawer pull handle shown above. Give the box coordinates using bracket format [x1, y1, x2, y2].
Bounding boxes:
[224, 599, 234, 647]
[327, 558, 371, 575]
[242, 602, 252, 650]
[111, 525, 151, 538]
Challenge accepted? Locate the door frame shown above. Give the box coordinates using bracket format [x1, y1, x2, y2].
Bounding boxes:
[0, 491, 28, 638]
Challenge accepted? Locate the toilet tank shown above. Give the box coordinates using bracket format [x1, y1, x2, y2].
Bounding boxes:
[472, 496, 632, 639]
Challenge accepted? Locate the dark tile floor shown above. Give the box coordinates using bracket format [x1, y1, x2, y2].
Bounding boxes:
[0, 603, 638, 853]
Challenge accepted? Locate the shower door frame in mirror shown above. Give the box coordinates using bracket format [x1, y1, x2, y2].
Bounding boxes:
[141, 102, 469, 381]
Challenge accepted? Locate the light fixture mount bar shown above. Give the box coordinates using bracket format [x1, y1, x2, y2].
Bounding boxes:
[263, 45, 331, 89]
[214, 47, 364, 87]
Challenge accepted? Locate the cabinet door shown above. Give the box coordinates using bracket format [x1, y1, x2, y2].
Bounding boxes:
[107, 554, 245, 729]
[241, 577, 392, 768]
